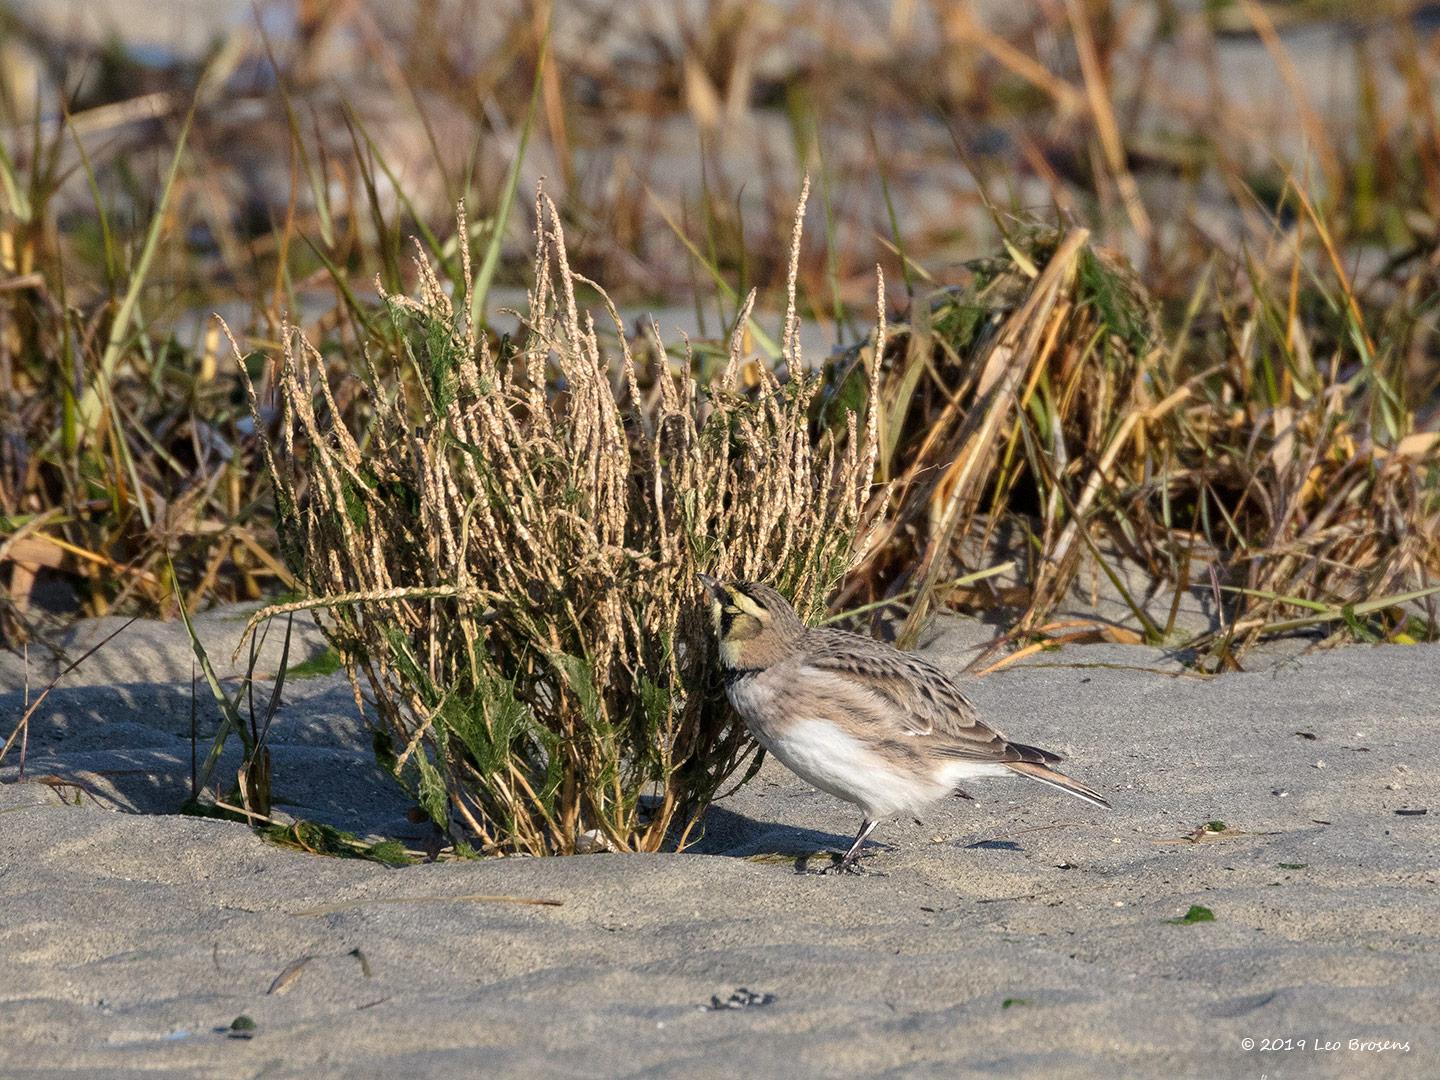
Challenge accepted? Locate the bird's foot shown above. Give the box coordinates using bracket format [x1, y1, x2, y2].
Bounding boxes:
[817, 851, 884, 876]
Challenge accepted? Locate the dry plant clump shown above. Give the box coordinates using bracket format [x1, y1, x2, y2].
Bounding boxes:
[0, 114, 288, 645]
[830, 222, 1440, 662]
[827, 225, 1163, 643]
[232, 184, 881, 855]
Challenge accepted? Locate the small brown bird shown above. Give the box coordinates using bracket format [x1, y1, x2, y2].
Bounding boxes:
[698, 574, 1109, 871]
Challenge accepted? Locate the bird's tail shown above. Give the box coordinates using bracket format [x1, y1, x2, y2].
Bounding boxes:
[1003, 761, 1111, 808]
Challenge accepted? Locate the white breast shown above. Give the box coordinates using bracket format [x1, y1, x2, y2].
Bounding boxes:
[761, 717, 949, 819]
[728, 676, 1011, 819]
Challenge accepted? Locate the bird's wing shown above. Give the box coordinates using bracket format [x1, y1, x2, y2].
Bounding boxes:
[798, 629, 1060, 764]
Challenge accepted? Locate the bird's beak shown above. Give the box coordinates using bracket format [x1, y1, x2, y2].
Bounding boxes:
[695, 573, 726, 602]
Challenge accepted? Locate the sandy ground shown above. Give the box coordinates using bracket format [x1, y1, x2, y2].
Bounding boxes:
[1, 608, 1437, 1079]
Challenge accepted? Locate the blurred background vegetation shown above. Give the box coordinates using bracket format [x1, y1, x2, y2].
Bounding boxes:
[2, 0, 1438, 666]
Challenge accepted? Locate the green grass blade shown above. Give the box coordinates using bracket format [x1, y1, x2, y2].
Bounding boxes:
[170, 562, 252, 796]
[1199, 583, 1440, 642]
[65, 109, 119, 287]
[471, 16, 549, 328]
[1220, 585, 1331, 613]
[0, 135, 30, 220]
[302, 233, 383, 339]
[870, 125, 915, 298]
[648, 189, 781, 360]
[76, 106, 194, 435]
[345, 105, 448, 274]
[257, 21, 334, 248]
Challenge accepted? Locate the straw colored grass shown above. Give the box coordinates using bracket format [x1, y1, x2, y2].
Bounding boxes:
[233, 183, 880, 855]
[829, 220, 1440, 663]
[8, 3, 1440, 658]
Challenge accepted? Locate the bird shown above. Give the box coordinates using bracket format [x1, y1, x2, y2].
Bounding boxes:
[697, 574, 1110, 872]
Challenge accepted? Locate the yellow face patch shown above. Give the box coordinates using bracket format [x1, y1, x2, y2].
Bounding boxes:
[700, 578, 777, 666]
[717, 588, 769, 665]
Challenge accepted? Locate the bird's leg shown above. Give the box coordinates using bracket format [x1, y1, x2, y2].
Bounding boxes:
[828, 817, 879, 874]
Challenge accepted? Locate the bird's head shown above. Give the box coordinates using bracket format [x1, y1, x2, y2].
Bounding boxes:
[696, 574, 807, 670]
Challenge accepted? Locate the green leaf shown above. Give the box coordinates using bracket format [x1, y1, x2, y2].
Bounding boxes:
[286, 647, 343, 679]
[1341, 604, 1380, 644]
[550, 652, 601, 725]
[444, 672, 532, 778]
[415, 751, 450, 829]
[1168, 904, 1215, 925]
